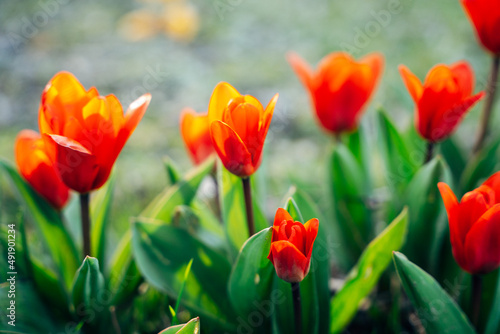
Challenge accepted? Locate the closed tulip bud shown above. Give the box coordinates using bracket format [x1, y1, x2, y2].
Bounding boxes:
[287, 51, 384, 134]
[399, 62, 485, 142]
[15, 129, 70, 210]
[208, 82, 278, 178]
[39, 71, 151, 193]
[267, 208, 319, 283]
[438, 172, 500, 274]
[180, 108, 214, 165]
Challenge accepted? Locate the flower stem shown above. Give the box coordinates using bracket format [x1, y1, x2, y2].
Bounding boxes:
[291, 282, 302, 334]
[424, 141, 435, 164]
[80, 193, 91, 258]
[242, 177, 255, 236]
[473, 55, 500, 154]
[472, 274, 482, 329]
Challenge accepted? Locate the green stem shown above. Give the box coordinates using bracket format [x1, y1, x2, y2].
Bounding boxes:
[80, 193, 91, 258]
[424, 141, 435, 164]
[473, 55, 500, 154]
[242, 177, 255, 236]
[291, 282, 302, 334]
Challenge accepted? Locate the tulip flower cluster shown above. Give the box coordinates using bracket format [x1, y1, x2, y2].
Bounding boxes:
[5, 0, 500, 333]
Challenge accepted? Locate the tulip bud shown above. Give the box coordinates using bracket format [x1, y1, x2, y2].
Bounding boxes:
[267, 208, 319, 283]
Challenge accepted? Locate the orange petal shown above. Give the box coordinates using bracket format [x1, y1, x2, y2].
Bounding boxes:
[273, 208, 293, 227]
[180, 108, 213, 164]
[482, 171, 500, 203]
[398, 65, 423, 102]
[44, 134, 99, 193]
[450, 61, 474, 98]
[304, 218, 319, 260]
[208, 82, 241, 125]
[287, 52, 315, 91]
[438, 182, 465, 266]
[361, 52, 384, 87]
[223, 102, 261, 152]
[210, 120, 254, 177]
[268, 240, 309, 283]
[464, 204, 500, 274]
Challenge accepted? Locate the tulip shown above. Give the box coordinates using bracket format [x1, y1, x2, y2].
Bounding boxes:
[267, 208, 319, 283]
[438, 172, 500, 274]
[461, 0, 500, 55]
[399, 62, 484, 144]
[15, 129, 70, 210]
[180, 108, 214, 165]
[39, 71, 151, 193]
[287, 51, 384, 135]
[208, 82, 278, 178]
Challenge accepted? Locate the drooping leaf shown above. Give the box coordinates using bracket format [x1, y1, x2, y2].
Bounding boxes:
[159, 317, 201, 334]
[330, 208, 408, 333]
[0, 159, 79, 289]
[228, 227, 274, 332]
[393, 252, 475, 334]
[132, 219, 235, 332]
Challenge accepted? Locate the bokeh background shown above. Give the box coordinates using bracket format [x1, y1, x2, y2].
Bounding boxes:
[0, 0, 495, 251]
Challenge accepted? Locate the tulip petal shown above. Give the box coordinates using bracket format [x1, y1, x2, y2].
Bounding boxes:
[429, 91, 485, 141]
[45, 134, 99, 193]
[304, 218, 319, 260]
[210, 120, 253, 177]
[15, 130, 70, 209]
[208, 82, 241, 124]
[287, 52, 315, 91]
[180, 109, 213, 164]
[274, 208, 293, 227]
[483, 171, 500, 202]
[268, 240, 309, 283]
[124, 93, 151, 136]
[438, 182, 466, 267]
[361, 52, 384, 89]
[399, 65, 423, 102]
[223, 102, 261, 151]
[451, 61, 474, 97]
[457, 188, 490, 243]
[464, 204, 500, 274]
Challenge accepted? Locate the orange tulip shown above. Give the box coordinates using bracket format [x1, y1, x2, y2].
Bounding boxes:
[268, 208, 319, 283]
[180, 108, 214, 165]
[399, 62, 485, 142]
[461, 0, 500, 55]
[208, 82, 278, 177]
[439, 172, 500, 274]
[15, 129, 70, 210]
[287, 51, 383, 134]
[39, 72, 151, 193]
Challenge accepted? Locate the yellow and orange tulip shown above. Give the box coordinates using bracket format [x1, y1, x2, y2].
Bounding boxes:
[208, 82, 278, 177]
[180, 108, 214, 165]
[39, 71, 151, 193]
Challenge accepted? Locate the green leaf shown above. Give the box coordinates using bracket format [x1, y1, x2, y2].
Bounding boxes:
[228, 227, 274, 330]
[460, 137, 500, 193]
[91, 173, 115, 264]
[329, 143, 371, 269]
[284, 188, 331, 334]
[218, 165, 268, 259]
[71, 256, 105, 322]
[393, 252, 475, 334]
[403, 156, 452, 271]
[132, 219, 235, 332]
[108, 158, 214, 304]
[171, 258, 193, 325]
[164, 156, 183, 185]
[440, 137, 467, 183]
[485, 270, 500, 334]
[330, 208, 408, 333]
[377, 109, 418, 195]
[0, 159, 79, 289]
[159, 317, 201, 334]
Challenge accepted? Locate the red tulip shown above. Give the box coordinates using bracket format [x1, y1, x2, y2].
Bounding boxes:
[267, 208, 319, 283]
[180, 108, 214, 165]
[461, 0, 500, 55]
[287, 51, 384, 134]
[15, 129, 70, 210]
[438, 172, 500, 274]
[39, 72, 151, 193]
[208, 82, 278, 177]
[399, 62, 485, 142]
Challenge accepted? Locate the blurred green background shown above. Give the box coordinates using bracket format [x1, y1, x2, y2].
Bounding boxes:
[0, 0, 495, 249]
